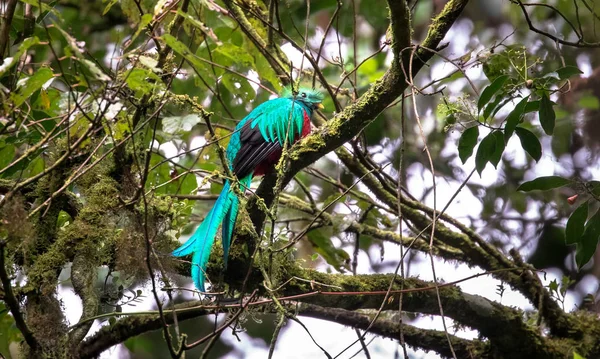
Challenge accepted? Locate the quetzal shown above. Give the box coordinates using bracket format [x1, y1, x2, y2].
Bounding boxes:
[173, 87, 324, 292]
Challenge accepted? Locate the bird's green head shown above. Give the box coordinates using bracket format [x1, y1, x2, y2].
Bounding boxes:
[282, 86, 324, 110]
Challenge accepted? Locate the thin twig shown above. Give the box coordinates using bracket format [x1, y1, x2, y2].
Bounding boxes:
[0, 242, 38, 350]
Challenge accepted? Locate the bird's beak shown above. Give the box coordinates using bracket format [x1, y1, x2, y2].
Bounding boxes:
[316, 103, 324, 110]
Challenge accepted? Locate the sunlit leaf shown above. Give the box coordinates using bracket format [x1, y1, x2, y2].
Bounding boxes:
[213, 43, 255, 68]
[12, 67, 54, 106]
[221, 74, 256, 102]
[137, 55, 161, 73]
[162, 34, 204, 70]
[177, 10, 220, 44]
[162, 114, 203, 135]
[78, 59, 111, 82]
[0, 37, 40, 77]
[103, 0, 119, 15]
[125, 68, 161, 95]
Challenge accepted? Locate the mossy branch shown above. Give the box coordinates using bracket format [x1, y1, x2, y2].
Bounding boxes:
[82, 261, 566, 359]
[69, 251, 100, 347]
[298, 303, 486, 358]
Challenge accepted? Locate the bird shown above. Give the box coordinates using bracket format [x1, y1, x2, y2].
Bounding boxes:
[173, 87, 324, 292]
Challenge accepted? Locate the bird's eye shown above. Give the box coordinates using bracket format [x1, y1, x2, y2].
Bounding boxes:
[301, 92, 307, 98]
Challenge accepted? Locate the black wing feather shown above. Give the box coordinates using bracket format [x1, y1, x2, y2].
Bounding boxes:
[232, 121, 282, 178]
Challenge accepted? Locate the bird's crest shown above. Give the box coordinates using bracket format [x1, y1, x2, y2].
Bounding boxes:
[281, 86, 324, 107]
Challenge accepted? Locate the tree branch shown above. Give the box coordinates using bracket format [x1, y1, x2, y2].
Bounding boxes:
[78, 301, 210, 359]
[297, 303, 485, 358]
[69, 251, 99, 348]
[82, 265, 560, 359]
[0, 241, 38, 350]
[0, 0, 17, 61]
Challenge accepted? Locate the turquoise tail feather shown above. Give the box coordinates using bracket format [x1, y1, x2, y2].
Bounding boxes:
[221, 176, 251, 268]
[172, 181, 233, 292]
[221, 197, 237, 269]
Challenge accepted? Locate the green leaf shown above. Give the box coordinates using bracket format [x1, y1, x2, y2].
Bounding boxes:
[129, 14, 153, 46]
[54, 24, 85, 57]
[490, 131, 505, 167]
[573, 351, 586, 359]
[0, 302, 23, 357]
[517, 176, 572, 192]
[482, 95, 504, 121]
[176, 173, 198, 195]
[504, 96, 529, 141]
[556, 66, 583, 80]
[221, 73, 255, 101]
[177, 10, 220, 43]
[78, 59, 111, 82]
[162, 34, 205, 71]
[566, 201, 588, 245]
[576, 209, 600, 269]
[254, 51, 281, 91]
[478, 75, 509, 113]
[56, 210, 72, 229]
[23, 156, 44, 177]
[137, 55, 161, 73]
[458, 126, 479, 164]
[524, 100, 540, 113]
[0, 37, 40, 77]
[490, 97, 513, 120]
[587, 181, 600, 196]
[307, 228, 350, 271]
[20, 0, 58, 16]
[475, 131, 497, 175]
[12, 67, 54, 106]
[0, 145, 15, 172]
[103, 0, 119, 15]
[539, 94, 555, 135]
[162, 114, 203, 135]
[548, 279, 559, 293]
[515, 127, 542, 162]
[125, 68, 161, 95]
[213, 43, 255, 68]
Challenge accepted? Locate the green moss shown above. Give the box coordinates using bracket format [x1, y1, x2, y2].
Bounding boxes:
[290, 134, 326, 161]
